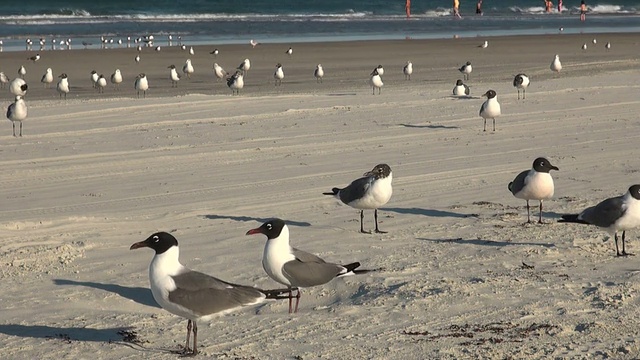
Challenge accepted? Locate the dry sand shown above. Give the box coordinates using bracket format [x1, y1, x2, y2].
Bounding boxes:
[1, 32, 640, 359]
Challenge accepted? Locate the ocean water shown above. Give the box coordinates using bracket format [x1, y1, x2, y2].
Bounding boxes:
[0, 0, 639, 51]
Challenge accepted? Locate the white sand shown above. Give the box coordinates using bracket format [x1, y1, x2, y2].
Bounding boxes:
[2, 36, 640, 359]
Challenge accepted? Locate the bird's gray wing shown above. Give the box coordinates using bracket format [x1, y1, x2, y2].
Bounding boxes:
[338, 176, 374, 205]
[479, 101, 487, 116]
[282, 258, 344, 287]
[291, 247, 326, 264]
[509, 170, 529, 195]
[7, 104, 13, 119]
[168, 271, 265, 316]
[464, 84, 470, 95]
[580, 196, 626, 228]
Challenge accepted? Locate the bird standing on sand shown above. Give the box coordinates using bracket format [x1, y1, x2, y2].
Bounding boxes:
[453, 79, 470, 96]
[10, 78, 28, 96]
[0, 72, 9, 89]
[605, 42, 611, 51]
[168, 65, 181, 87]
[559, 185, 640, 257]
[375, 64, 384, 76]
[285, 47, 293, 56]
[479, 41, 488, 48]
[509, 157, 559, 224]
[28, 53, 40, 62]
[213, 63, 227, 82]
[41, 68, 53, 88]
[479, 89, 501, 131]
[237, 58, 251, 77]
[246, 219, 372, 313]
[130, 232, 292, 356]
[135, 73, 149, 98]
[227, 71, 244, 95]
[459, 61, 472, 80]
[403, 61, 413, 80]
[57, 73, 69, 99]
[110, 69, 123, 90]
[250, 39, 259, 48]
[581, 43, 588, 50]
[183, 59, 194, 79]
[274, 63, 284, 86]
[314, 64, 324, 83]
[96, 74, 107, 93]
[18, 65, 26, 79]
[370, 68, 383, 95]
[135, 54, 141, 64]
[189, 46, 194, 55]
[550, 54, 562, 73]
[6, 95, 27, 137]
[210, 48, 219, 56]
[90, 70, 99, 88]
[513, 74, 530, 100]
[324, 164, 393, 234]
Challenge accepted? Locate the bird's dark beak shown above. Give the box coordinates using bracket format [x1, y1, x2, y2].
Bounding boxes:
[246, 228, 262, 236]
[551, 165, 559, 171]
[130, 240, 148, 250]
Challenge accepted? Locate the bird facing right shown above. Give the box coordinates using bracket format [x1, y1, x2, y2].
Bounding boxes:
[550, 54, 562, 73]
[403, 61, 413, 80]
[370, 68, 383, 95]
[453, 79, 470, 96]
[479, 89, 501, 131]
[314, 64, 324, 83]
[6, 95, 27, 137]
[323, 164, 393, 234]
[509, 157, 559, 224]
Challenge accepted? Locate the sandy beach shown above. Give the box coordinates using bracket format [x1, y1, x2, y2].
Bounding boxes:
[2, 32, 640, 359]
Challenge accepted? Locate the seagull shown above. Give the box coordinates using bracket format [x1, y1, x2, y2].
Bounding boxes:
[582, 43, 588, 50]
[274, 63, 284, 86]
[168, 65, 181, 87]
[559, 185, 640, 257]
[323, 164, 393, 233]
[559, 26, 564, 32]
[136, 45, 142, 52]
[180, 44, 187, 51]
[370, 68, 383, 95]
[135, 73, 149, 98]
[57, 73, 70, 99]
[246, 219, 373, 313]
[18, 65, 26, 79]
[509, 157, 559, 224]
[479, 41, 488, 49]
[250, 39, 259, 48]
[130, 232, 292, 356]
[513, 73, 530, 100]
[210, 48, 219, 56]
[6, 95, 27, 137]
[605, 42, 611, 51]
[189, 46, 194, 55]
[237, 58, 251, 77]
[110, 69, 123, 90]
[227, 71, 244, 95]
[314, 64, 324, 83]
[403, 61, 413, 80]
[155, 45, 161, 52]
[0, 72, 10, 89]
[182, 59, 194, 79]
[135, 54, 141, 64]
[592, 38, 597, 44]
[213, 63, 227, 82]
[375, 64, 384, 76]
[41, 68, 54, 88]
[28, 53, 40, 62]
[96, 74, 107, 93]
[479, 89, 501, 131]
[90, 70, 99, 88]
[9, 78, 28, 96]
[453, 79, 470, 96]
[459, 61, 472, 80]
[285, 47, 293, 56]
[550, 54, 562, 73]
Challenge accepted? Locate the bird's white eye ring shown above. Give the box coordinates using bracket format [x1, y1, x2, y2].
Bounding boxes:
[266, 224, 272, 230]
[153, 236, 159, 242]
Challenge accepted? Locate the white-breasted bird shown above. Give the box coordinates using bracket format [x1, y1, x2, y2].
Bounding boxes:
[370, 68, 383, 95]
[605, 42, 611, 51]
[135, 73, 149, 98]
[210, 48, 219, 56]
[513, 73, 530, 100]
[550, 54, 562, 73]
[41, 68, 53, 88]
[96, 74, 107, 93]
[6, 95, 27, 137]
[189, 46, 194, 55]
[285, 47, 293, 56]
[403, 61, 413, 80]
[250, 39, 259, 48]
[314, 64, 324, 83]
[479, 89, 501, 131]
[28, 53, 40, 62]
[453, 79, 470, 96]
[246, 219, 372, 313]
[110, 69, 123, 89]
[459, 61, 472, 80]
[237, 58, 251, 76]
[375, 64, 384, 76]
[9, 78, 28, 96]
[182, 59, 194, 79]
[479, 40, 488, 48]
[227, 70, 244, 95]
[274, 63, 284, 86]
[168, 65, 181, 87]
[57, 73, 70, 99]
[509, 157, 559, 224]
[0, 72, 9, 89]
[90, 70, 99, 88]
[582, 43, 588, 50]
[18, 65, 26, 79]
[213, 63, 227, 81]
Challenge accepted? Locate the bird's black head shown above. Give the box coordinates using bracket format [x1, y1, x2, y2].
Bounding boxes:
[20, 84, 28, 91]
[532, 157, 559, 173]
[456, 79, 464, 86]
[628, 185, 640, 200]
[246, 219, 286, 240]
[130, 231, 178, 254]
[364, 163, 392, 179]
[466, 61, 472, 65]
[482, 90, 497, 99]
[168, 65, 175, 69]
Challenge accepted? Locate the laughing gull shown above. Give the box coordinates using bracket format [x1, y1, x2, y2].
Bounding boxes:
[479, 89, 501, 131]
[210, 48, 219, 56]
[581, 43, 587, 51]
[213, 63, 227, 82]
[57, 73, 69, 99]
[513, 74, 530, 100]
[459, 61, 472, 80]
[96, 74, 107, 93]
[246, 219, 372, 313]
[285, 47, 293, 56]
[375, 64, 384, 76]
[28, 53, 40, 62]
[90, 70, 99, 88]
[110, 69, 123, 90]
[0, 72, 10, 89]
[135, 73, 149, 98]
[453, 79, 470, 96]
[324, 164, 393, 233]
[168, 65, 181, 87]
[509, 157, 559, 223]
[314, 64, 324, 83]
[130, 232, 292, 356]
[183, 59, 194, 79]
[237, 58, 251, 77]
[41, 68, 54, 88]
[227, 70, 244, 95]
[550, 55, 562, 73]
[370, 68, 383, 95]
[274, 63, 284, 86]
[6, 95, 27, 137]
[479, 41, 488, 49]
[9, 78, 28, 96]
[559, 185, 640, 257]
[18, 65, 26, 79]
[605, 42, 611, 51]
[403, 61, 413, 80]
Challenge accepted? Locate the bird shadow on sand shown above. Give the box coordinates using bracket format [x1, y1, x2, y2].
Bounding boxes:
[448, 95, 480, 100]
[418, 238, 555, 248]
[0, 324, 133, 342]
[384, 207, 478, 219]
[201, 214, 311, 227]
[53, 279, 160, 308]
[326, 93, 357, 96]
[400, 123, 459, 129]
